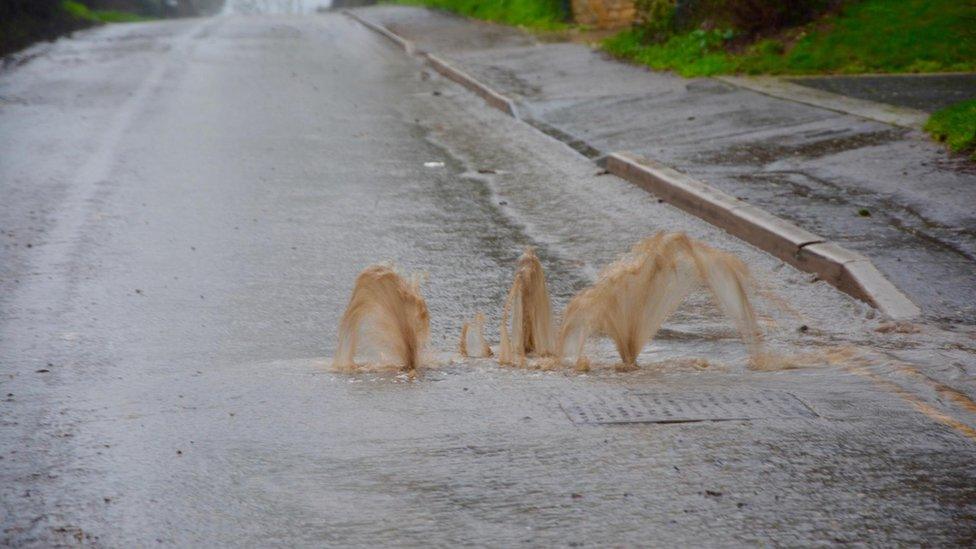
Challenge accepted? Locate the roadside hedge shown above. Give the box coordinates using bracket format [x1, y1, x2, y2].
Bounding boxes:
[0, 0, 87, 56]
[639, 0, 845, 37]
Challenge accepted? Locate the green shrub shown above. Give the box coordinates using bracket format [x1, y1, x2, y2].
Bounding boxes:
[62, 0, 149, 23]
[0, 0, 152, 55]
[85, 0, 163, 17]
[61, 0, 97, 21]
[603, 27, 735, 76]
[604, 0, 976, 76]
[394, 0, 569, 29]
[0, 0, 85, 55]
[639, 0, 842, 35]
[634, 0, 676, 40]
[753, 38, 784, 56]
[721, 0, 842, 35]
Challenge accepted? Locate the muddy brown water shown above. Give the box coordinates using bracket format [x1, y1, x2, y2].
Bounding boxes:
[337, 233, 762, 372]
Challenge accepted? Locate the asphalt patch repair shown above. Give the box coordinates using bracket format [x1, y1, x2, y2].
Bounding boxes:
[560, 390, 818, 425]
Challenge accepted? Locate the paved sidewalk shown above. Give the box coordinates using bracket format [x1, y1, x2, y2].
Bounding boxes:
[352, 6, 976, 325]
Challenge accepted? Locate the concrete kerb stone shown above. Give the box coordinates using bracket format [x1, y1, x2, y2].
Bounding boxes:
[424, 53, 520, 119]
[843, 261, 922, 320]
[606, 152, 823, 258]
[795, 241, 864, 288]
[343, 10, 416, 55]
[723, 203, 825, 264]
[797, 243, 920, 318]
[607, 152, 920, 320]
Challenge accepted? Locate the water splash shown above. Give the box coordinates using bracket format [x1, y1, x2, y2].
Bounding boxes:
[333, 265, 431, 372]
[498, 247, 556, 366]
[558, 232, 762, 370]
[459, 312, 493, 358]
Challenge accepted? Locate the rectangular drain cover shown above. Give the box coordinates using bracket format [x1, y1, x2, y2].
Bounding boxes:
[560, 390, 817, 425]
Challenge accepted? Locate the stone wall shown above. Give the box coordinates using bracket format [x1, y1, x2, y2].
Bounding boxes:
[570, 0, 636, 29]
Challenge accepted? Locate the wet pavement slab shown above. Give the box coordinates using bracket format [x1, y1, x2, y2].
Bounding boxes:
[1, 8, 976, 547]
[356, 6, 976, 325]
[789, 73, 976, 113]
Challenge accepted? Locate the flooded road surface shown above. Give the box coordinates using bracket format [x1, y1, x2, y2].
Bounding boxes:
[1, 11, 975, 546]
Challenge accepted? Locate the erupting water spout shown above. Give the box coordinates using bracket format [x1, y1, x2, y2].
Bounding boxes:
[333, 265, 430, 371]
[558, 232, 762, 370]
[498, 247, 555, 366]
[459, 312, 493, 358]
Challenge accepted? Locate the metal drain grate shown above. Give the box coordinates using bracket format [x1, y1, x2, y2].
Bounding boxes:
[560, 390, 817, 425]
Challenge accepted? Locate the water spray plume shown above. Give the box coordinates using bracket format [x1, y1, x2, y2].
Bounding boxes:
[333, 265, 430, 371]
[498, 247, 555, 366]
[459, 312, 493, 358]
[558, 232, 762, 370]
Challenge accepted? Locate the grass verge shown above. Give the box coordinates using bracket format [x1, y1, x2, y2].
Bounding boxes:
[602, 0, 976, 77]
[61, 0, 150, 24]
[391, 0, 569, 30]
[925, 99, 976, 160]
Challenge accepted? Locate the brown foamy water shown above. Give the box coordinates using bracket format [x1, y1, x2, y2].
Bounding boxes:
[499, 247, 556, 366]
[333, 265, 430, 372]
[558, 233, 763, 370]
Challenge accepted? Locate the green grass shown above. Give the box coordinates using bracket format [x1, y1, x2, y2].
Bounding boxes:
[926, 99, 976, 160]
[391, 0, 569, 30]
[62, 0, 150, 24]
[602, 0, 976, 76]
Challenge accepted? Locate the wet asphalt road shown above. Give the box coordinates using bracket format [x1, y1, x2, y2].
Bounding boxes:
[2, 11, 976, 547]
